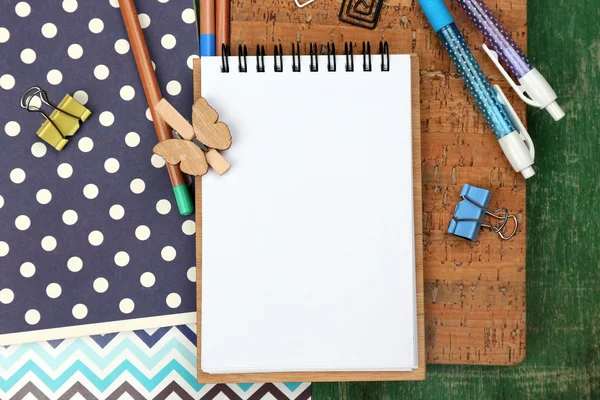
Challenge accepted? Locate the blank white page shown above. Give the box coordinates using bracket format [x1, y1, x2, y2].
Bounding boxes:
[201, 54, 417, 373]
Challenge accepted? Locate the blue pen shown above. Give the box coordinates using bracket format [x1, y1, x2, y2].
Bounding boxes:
[457, 0, 564, 121]
[418, 0, 536, 179]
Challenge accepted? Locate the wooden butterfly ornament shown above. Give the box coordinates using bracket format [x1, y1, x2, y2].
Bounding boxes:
[153, 98, 232, 176]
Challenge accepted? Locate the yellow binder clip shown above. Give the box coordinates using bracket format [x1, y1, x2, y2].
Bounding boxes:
[20, 86, 92, 151]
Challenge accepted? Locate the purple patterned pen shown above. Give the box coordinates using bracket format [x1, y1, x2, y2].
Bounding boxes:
[457, 0, 565, 121]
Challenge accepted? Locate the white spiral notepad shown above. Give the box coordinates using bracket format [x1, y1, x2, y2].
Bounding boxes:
[200, 46, 418, 374]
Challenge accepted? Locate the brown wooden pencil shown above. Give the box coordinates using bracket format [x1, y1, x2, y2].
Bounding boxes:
[216, 0, 230, 55]
[118, 0, 194, 215]
[200, 0, 216, 56]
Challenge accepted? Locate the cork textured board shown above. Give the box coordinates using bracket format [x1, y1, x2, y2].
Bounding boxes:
[199, 0, 527, 366]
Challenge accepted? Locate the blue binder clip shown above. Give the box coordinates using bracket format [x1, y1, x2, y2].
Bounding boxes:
[448, 184, 518, 241]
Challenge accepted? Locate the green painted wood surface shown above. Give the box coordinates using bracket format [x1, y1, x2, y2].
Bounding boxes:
[313, 0, 600, 398]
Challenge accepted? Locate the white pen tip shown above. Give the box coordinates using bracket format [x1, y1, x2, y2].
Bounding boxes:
[546, 101, 565, 121]
[521, 166, 535, 179]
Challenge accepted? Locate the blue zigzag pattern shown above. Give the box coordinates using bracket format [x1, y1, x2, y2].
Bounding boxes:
[0, 359, 201, 393]
[0, 325, 307, 398]
[0, 338, 196, 370]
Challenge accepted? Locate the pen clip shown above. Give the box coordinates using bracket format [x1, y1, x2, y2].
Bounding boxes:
[483, 44, 542, 108]
[494, 85, 535, 161]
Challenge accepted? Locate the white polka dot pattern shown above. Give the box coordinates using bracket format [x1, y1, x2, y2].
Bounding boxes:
[62, 0, 78, 13]
[0, 0, 197, 334]
[41, 23, 57, 38]
[31, 142, 47, 158]
[0, 27, 10, 43]
[20, 48, 36, 64]
[88, 230, 104, 246]
[36, 189, 52, 204]
[0, 241, 9, 257]
[83, 184, 99, 199]
[94, 64, 110, 80]
[182, 9, 195, 24]
[156, 199, 172, 215]
[120, 85, 135, 101]
[72, 304, 88, 320]
[68, 44, 83, 59]
[93, 277, 109, 293]
[10, 168, 26, 184]
[161, 34, 177, 50]
[186, 267, 196, 282]
[114, 39, 130, 54]
[41, 236, 57, 251]
[15, 215, 31, 231]
[0, 74, 16, 90]
[78, 137, 94, 152]
[166, 293, 181, 309]
[25, 309, 40, 325]
[67, 257, 83, 272]
[15, 2, 31, 17]
[5, 121, 20, 137]
[114, 251, 130, 267]
[140, 272, 156, 288]
[99, 111, 115, 127]
[0, 289, 14, 304]
[62, 210, 78, 225]
[57, 163, 73, 178]
[20, 262, 36, 278]
[109, 204, 125, 220]
[119, 298, 135, 314]
[138, 13, 151, 29]
[166, 80, 182, 96]
[181, 220, 195, 236]
[73, 90, 88, 105]
[46, 283, 62, 299]
[47, 69, 63, 85]
[125, 131, 140, 147]
[88, 18, 104, 34]
[151, 154, 166, 168]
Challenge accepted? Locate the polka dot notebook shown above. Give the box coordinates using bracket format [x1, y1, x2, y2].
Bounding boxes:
[0, 0, 200, 345]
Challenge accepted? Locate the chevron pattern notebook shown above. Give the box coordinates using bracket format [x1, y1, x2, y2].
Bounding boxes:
[0, 324, 311, 399]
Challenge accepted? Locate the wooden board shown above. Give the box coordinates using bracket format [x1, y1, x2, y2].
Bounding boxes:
[209, 0, 528, 366]
[194, 56, 426, 382]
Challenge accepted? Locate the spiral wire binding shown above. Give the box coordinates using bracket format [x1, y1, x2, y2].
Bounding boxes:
[256, 45, 266, 72]
[238, 45, 248, 73]
[362, 41, 372, 72]
[309, 43, 319, 72]
[292, 43, 301, 72]
[327, 43, 336, 72]
[221, 44, 231, 73]
[274, 43, 283, 72]
[379, 41, 390, 72]
[345, 42, 354, 72]
[219, 41, 389, 73]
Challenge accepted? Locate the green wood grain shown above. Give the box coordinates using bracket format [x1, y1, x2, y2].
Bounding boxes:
[313, 0, 600, 398]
